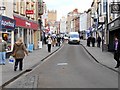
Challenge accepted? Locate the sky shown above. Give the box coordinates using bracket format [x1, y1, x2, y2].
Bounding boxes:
[43, 0, 93, 20]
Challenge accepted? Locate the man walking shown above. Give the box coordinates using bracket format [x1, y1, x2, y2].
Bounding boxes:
[114, 37, 120, 68]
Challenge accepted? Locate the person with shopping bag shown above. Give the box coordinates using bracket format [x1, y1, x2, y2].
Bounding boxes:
[12, 37, 28, 71]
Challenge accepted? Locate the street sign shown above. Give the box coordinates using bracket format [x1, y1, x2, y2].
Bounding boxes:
[111, 3, 120, 13]
[0, 6, 6, 10]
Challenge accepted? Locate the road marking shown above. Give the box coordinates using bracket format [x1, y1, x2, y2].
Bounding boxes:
[57, 63, 68, 66]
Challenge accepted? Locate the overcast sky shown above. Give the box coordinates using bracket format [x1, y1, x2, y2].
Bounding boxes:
[43, 0, 93, 20]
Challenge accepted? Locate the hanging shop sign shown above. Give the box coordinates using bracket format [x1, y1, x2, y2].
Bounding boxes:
[98, 15, 105, 24]
[25, 10, 34, 14]
[0, 6, 6, 10]
[0, 15, 16, 30]
[111, 3, 120, 13]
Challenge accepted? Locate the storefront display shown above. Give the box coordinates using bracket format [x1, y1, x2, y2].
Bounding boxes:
[0, 15, 16, 52]
[14, 15, 39, 50]
[108, 16, 120, 52]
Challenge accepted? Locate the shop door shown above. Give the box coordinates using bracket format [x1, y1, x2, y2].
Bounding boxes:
[24, 29, 27, 47]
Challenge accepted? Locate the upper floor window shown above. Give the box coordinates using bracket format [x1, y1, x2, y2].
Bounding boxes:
[103, 0, 107, 13]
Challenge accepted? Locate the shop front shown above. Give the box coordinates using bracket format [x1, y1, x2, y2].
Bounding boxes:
[13, 15, 39, 51]
[108, 16, 120, 52]
[0, 15, 16, 53]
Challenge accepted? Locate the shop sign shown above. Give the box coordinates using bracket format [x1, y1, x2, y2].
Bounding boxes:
[26, 21, 31, 26]
[111, 3, 120, 13]
[26, 10, 34, 14]
[98, 16, 105, 24]
[0, 16, 16, 30]
[14, 16, 38, 30]
[0, 6, 6, 10]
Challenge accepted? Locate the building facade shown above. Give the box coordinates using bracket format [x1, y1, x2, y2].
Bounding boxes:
[0, 0, 46, 56]
[13, 0, 39, 50]
[79, 12, 88, 39]
[0, 0, 16, 52]
[60, 17, 66, 33]
[66, 9, 80, 33]
[47, 10, 57, 27]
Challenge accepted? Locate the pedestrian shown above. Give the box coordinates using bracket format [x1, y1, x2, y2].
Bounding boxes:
[12, 37, 28, 71]
[0, 38, 7, 65]
[52, 37, 56, 47]
[113, 37, 120, 68]
[57, 35, 61, 47]
[97, 35, 101, 48]
[87, 36, 91, 47]
[47, 35, 52, 52]
[91, 36, 96, 47]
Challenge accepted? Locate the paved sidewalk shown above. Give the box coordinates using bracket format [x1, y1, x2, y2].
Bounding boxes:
[0, 44, 61, 88]
[80, 40, 120, 73]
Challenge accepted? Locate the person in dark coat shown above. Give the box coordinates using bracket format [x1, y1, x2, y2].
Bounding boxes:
[87, 36, 91, 47]
[97, 36, 101, 48]
[91, 36, 95, 47]
[57, 36, 61, 47]
[114, 37, 120, 68]
[47, 35, 52, 52]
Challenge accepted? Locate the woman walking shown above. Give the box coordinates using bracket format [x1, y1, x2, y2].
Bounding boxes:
[47, 35, 52, 52]
[12, 37, 28, 71]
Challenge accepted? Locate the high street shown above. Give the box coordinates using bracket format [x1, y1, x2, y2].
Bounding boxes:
[4, 43, 118, 88]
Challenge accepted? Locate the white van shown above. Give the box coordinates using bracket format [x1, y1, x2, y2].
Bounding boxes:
[68, 32, 80, 44]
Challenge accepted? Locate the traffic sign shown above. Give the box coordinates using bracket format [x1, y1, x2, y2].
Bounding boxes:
[0, 6, 6, 10]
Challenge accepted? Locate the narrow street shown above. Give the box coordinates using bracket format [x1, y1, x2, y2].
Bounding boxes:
[5, 44, 118, 88]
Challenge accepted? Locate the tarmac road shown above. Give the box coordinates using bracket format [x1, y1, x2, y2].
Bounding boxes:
[5, 44, 118, 88]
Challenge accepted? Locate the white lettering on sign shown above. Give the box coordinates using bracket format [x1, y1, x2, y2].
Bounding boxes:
[26, 22, 31, 26]
[1, 20, 15, 27]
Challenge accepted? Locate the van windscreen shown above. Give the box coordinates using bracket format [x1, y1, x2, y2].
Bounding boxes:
[70, 34, 79, 38]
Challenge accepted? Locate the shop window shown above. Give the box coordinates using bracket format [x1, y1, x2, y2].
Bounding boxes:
[14, 29, 18, 42]
[2, 32, 12, 51]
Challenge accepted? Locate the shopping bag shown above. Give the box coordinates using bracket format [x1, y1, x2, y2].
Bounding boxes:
[9, 56, 15, 64]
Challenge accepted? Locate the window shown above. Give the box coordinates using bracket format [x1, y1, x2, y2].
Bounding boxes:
[2, 31, 12, 51]
[103, 0, 107, 13]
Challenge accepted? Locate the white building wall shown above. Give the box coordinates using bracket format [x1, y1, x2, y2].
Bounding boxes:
[79, 12, 87, 39]
[60, 17, 66, 33]
[0, 0, 14, 18]
[79, 13, 87, 32]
